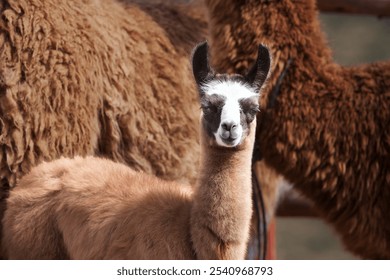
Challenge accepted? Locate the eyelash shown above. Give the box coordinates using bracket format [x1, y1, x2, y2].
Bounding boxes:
[240, 107, 259, 115]
[202, 105, 221, 114]
[250, 107, 260, 114]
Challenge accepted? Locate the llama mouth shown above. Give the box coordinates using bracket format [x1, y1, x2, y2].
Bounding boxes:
[221, 137, 240, 147]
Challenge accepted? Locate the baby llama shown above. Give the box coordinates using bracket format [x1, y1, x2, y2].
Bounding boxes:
[1, 42, 271, 259]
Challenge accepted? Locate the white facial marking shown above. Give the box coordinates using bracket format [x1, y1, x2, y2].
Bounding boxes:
[201, 80, 259, 147]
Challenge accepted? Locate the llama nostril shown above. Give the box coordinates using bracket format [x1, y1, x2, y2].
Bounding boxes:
[221, 123, 229, 131]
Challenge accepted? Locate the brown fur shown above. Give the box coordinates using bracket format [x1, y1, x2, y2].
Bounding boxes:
[0, 0, 206, 257]
[205, 0, 390, 259]
[0, 0, 206, 187]
[1, 119, 256, 260]
[190, 124, 255, 259]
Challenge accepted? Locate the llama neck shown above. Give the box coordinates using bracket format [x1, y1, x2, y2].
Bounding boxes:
[197, 136, 254, 194]
[190, 123, 255, 259]
[205, 0, 332, 82]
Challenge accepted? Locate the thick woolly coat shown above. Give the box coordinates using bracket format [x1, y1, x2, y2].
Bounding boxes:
[0, 0, 206, 257]
[0, 0, 206, 187]
[205, 0, 390, 259]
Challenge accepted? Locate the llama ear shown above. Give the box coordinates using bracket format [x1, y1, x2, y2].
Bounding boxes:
[245, 44, 271, 91]
[192, 41, 214, 88]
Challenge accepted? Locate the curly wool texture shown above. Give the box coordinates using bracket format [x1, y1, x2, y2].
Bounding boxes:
[206, 0, 390, 259]
[0, 0, 206, 258]
[0, 0, 206, 187]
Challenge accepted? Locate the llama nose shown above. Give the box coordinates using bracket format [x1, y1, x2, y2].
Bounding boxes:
[221, 121, 238, 139]
[221, 121, 237, 132]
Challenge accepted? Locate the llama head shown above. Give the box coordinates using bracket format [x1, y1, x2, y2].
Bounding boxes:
[192, 41, 270, 148]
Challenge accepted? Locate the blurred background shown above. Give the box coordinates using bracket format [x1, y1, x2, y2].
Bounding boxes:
[321, 14, 389, 65]
[276, 13, 389, 260]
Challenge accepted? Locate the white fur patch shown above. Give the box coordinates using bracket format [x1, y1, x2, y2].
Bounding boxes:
[201, 80, 259, 100]
[201, 80, 259, 147]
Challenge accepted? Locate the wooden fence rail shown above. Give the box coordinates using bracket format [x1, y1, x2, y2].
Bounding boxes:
[317, 0, 390, 17]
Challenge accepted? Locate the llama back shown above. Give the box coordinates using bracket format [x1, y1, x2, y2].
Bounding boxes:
[2, 157, 194, 259]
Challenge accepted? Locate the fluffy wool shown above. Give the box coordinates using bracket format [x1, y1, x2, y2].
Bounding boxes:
[0, 0, 206, 258]
[0, 0, 206, 187]
[205, 0, 390, 259]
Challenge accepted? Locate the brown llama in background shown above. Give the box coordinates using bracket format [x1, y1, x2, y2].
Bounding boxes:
[0, 0, 206, 188]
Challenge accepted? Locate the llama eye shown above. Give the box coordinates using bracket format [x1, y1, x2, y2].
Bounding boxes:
[202, 106, 212, 114]
[202, 105, 219, 115]
[244, 107, 259, 123]
[250, 107, 260, 115]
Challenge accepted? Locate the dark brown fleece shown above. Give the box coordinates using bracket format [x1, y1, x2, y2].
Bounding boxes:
[206, 0, 390, 259]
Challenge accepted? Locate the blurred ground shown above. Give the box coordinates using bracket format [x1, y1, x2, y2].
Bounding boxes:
[276, 13, 389, 260]
[276, 218, 355, 259]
